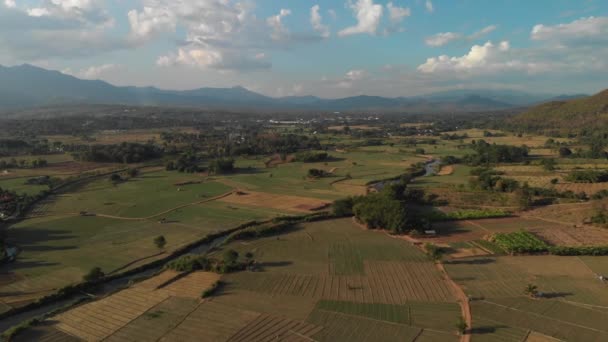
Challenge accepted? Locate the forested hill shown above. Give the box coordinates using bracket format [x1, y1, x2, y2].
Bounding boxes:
[509, 89, 608, 133]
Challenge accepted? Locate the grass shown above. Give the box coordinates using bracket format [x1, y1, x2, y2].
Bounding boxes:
[0, 177, 49, 195]
[44, 170, 233, 218]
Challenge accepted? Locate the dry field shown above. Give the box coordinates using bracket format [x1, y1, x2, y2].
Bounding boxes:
[226, 314, 323, 342]
[223, 261, 455, 303]
[437, 165, 454, 176]
[37, 271, 220, 341]
[529, 225, 608, 246]
[556, 182, 608, 194]
[219, 191, 331, 212]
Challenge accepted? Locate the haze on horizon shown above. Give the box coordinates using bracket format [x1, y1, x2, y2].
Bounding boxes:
[1, 0, 607, 98]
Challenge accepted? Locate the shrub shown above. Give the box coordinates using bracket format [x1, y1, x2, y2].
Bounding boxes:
[295, 151, 328, 162]
[201, 280, 223, 298]
[83, 267, 105, 282]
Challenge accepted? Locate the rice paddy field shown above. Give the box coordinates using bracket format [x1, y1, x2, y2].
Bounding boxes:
[19, 218, 463, 341]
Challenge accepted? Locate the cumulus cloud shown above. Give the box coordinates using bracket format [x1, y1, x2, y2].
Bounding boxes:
[531, 16, 608, 43]
[425, 0, 434, 13]
[418, 41, 515, 73]
[338, 0, 383, 37]
[311, 5, 330, 38]
[386, 2, 410, 24]
[267, 8, 291, 41]
[425, 25, 497, 46]
[127, 6, 175, 41]
[25, 0, 112, 25]
[4, 0, 16, 8]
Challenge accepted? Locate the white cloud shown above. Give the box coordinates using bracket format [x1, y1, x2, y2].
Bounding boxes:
[311, 5, 330, 38]
[127, 6, 175, 41]
[4, 0, 15, 8]
[386, 2, 410, 24]
[338, 0, 383, 37]
[267, 8, 291, 41]
[425, 32, 462, 47]
[425, 0, 434, 13]
[425, 25, 497, 47]
[531, 16, 608, 43]
[27, 7, 51, 16]
[328, 9, 337, 20]
[346, 69, 366, 80]
[418, 41, 515, 73]
[64, 63, 120, 79]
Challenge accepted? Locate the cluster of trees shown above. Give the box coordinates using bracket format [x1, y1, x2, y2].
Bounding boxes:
[333, 182, 428, 234]
[307, 168, 327, 178]
[166, 152, 202, 173]
[295, 151, 329, 162]
[74, 143, 163, 163]
[208, 158, 235, 174]
[230, 133, 322, 156]
[165, 249, 255, 274]
[0, 187, 45, 219]
[440, 133, 468, 141]
[462, 140, 529, 165]
[565, 170, 608, 183]
[0, 158, 48, 169]
[468, 168, 520, 193]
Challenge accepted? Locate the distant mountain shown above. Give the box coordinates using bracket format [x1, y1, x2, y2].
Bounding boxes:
[0, 64, 585, 113]
[510, 89, 608, 132]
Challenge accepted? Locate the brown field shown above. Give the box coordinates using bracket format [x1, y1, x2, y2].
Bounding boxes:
[105, 297, 200, 342]
[43, 271, 220, 340]
[556, 182, 608, 194]
[526, 331, 563, 342]
[53, 287, 171, 340]
[219, 191, 331, 213]
[437, 165, 454, 176]
[226, 314, 322, 342]
[529, 225, 608, 246]
[224, 261, 455, 303]
[162, 272, 221, 298]
[159, 301, 260, 342]
[331, 181, 368, 196]
[523, 202, 596, 226]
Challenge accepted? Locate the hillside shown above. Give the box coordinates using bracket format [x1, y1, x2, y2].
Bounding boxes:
[510, 89, 608, 132]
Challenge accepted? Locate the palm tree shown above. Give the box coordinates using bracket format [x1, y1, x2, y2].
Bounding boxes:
[524, 284, 538, 298]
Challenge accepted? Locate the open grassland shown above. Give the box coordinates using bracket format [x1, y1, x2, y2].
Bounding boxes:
[218, 190, 330, 213]
[41, 170, 233, 219]
[444, 129, 570, 147]
[0, 177, 49, 195]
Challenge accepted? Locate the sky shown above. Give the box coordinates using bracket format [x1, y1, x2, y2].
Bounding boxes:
[1, 0, 607, 98]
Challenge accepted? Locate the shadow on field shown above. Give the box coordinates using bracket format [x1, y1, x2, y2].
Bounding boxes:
[257, 261, 293, 271]
[471, 325, 511, 335]
[542, 291, 573, 299]
[7, 228, 76, 253]
[446, 258, 495, 265]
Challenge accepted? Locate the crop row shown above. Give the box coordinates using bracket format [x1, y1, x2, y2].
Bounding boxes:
[491, 231, 549, 254]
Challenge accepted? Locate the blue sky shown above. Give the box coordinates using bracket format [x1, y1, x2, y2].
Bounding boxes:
[1, 0, 607, 97]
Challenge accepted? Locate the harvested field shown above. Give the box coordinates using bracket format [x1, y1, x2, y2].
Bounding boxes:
[219, 191, 330, 213]
[226, 314, 322, 342]
[529, 225, 608, 246]
[472, 299, 608, 342]
[437, 165, 454, 176]
[307, 310, 421, 342]
[161, 271, 220, 298]
[159, 301, 260, 342]
[210, 290, 316, 321]
[556, 182, 608, 194]
[12, 323, 81, 342]
[54, 287, 170, 340]
[225, 262, 455, 304]
[526, 332, 563, 342]
[105, 297, 199, 342]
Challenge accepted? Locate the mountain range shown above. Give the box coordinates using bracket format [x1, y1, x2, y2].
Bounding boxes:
[0, 64, 588, 113]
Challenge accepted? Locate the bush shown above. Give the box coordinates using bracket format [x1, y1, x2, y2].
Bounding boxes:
[201, 280, 223, 298]
[427, 209, 511, 221]
[295, 151, 329, 162]
[83, 267, 105, 282]
[565, 170, 608, 183]
[490, 231, 549, 254]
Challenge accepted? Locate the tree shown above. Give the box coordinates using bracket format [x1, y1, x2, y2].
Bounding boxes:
[516, 182, 533, 210]
[83, 267, 105, 282]
[558, 147, 572, 157]
[540, 158, 556, 171]
[154, 235, 166, 250]
[109, 173, 123, 184]
[223, 249, 239, 265]
[127, 168, 140, 178]
[456, 317, 468, 335]
[524, 283, 538, 298]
